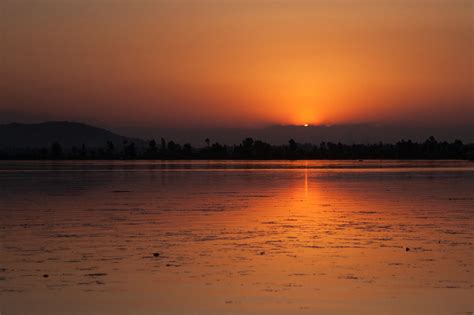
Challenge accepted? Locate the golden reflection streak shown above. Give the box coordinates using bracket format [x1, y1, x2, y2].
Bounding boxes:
[304, 165, 309, 197]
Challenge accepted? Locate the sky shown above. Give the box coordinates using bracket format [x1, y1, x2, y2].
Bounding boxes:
[1, 0, 473, 130]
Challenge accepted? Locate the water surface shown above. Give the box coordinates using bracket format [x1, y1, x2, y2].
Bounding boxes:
[0, 160, 473, 314]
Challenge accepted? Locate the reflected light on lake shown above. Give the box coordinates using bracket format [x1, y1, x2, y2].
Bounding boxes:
[0, 161, 473, 315]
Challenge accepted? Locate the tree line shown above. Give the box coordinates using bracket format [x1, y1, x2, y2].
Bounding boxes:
[0, 136, 473, 160]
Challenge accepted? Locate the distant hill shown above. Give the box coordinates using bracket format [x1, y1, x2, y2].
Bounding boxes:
[0, 121, 144, 148]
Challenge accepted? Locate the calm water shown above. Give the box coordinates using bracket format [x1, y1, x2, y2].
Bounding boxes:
[0, 160, 473, 315]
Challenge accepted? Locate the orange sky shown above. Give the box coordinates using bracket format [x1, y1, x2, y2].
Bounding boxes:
[1, 0, 473, 128]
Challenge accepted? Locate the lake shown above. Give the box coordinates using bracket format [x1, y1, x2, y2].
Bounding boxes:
[0, 160, 473, 315]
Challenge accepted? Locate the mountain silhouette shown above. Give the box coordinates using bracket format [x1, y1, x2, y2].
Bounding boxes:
[0, 121, 143, 148]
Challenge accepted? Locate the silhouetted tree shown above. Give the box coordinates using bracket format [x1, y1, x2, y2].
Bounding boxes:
[289, 139, 297, 151]
[167, 140, 177, 152]
[147, 140, 158, 157]
[183, 143, 193, 157]
[243, 137, 254, 148]
[106, 141, 115, 157]
[51, 142, 62, 158]
[161, 138, 166, 153]
[123, 142, 136, 159]
[79, 144, 87, 158]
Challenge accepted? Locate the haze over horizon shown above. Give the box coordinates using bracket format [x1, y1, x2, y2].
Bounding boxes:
[1, 120, 473, 146]
[2, 0, 473, 132]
